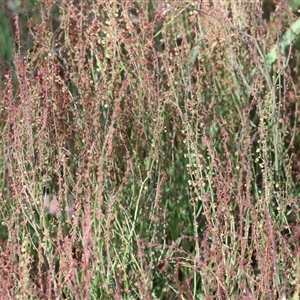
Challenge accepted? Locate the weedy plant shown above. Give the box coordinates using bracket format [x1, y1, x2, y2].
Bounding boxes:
[0, 0, 300, 299]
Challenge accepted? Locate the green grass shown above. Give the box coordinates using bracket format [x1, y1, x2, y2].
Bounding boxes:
[0, 0, 300, 299]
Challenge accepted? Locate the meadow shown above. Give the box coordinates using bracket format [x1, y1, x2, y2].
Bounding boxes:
[0, 0, 300, 299]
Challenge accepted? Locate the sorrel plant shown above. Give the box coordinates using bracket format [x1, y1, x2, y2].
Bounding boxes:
[0, 0, 300, 299]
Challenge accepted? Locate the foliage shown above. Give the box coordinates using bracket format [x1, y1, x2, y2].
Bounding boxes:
[0, 0, 300, 299]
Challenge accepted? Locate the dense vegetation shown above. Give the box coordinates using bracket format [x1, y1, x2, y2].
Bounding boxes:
[0, 0, 300, 298]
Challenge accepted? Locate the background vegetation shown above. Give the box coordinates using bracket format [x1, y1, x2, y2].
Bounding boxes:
[0, 0, 300, 298]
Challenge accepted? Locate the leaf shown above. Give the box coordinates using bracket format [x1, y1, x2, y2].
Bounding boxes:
[266, 19, 300, 70]
[0, 10, 13, 63]
[0, 25, 7, 58]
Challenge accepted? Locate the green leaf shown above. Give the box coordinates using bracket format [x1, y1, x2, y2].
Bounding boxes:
[0, 10, 13, 63]
[266, 19, 300, 70]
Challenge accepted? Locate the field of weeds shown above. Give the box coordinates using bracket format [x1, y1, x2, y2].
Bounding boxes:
[0, 0, 300, 299]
